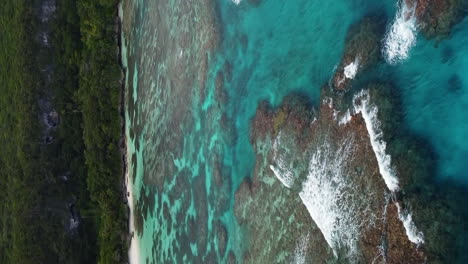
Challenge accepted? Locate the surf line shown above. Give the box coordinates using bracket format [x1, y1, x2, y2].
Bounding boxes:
[353, 89, 425, 245]
[269, 89, 425, 257]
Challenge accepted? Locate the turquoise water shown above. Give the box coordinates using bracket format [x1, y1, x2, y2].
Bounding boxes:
[122, 0, 468, 263]
[217, 0, 389, 184]
[387, 18, 468, 182]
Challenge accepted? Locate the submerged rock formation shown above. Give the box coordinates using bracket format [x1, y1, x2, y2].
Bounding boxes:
[412, 0, 468, 39]
[332, 17, 384, 91]
[241, 83, 431, 263]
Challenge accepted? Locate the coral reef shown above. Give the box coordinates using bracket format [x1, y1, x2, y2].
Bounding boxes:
[331, 17, 385, 91]
[413, 0, 468, 39]
[241, 82, 436, 262]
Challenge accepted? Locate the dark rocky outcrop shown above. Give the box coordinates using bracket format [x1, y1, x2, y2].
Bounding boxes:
[383, 0, 467, 43]
[331, 16, 385, 91]
[412, 0, 468, 39]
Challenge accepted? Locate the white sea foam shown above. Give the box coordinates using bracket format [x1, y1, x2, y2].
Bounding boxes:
[124, 138, 140, 264]
[125, 137, 140, 264]
[353, 89, 424, 245]
[231, 0, 242, 4]
[353, 90, 399, 191]
[383, 0, 418, 64]
[298, 136, 375, 258]
[272, 134, 368, 258]
[344, 57, 360, 79]
[339, 109, 352, 126]
[270, 132, 297, 188]
[396, 203, 425, 245]
[270, 164, 294, 188]
[293, 233, 310, 264]
[127, 182, 140, 264]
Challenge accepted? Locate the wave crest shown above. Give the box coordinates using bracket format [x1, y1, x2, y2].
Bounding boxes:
[353, 90, 400, 191]
[383, 0, 418, 64]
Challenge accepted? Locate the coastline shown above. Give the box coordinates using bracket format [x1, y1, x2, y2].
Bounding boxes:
[118, 2, 139, 264]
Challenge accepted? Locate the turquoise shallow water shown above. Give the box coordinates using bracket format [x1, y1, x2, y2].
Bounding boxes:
[122, 0, 468, 263]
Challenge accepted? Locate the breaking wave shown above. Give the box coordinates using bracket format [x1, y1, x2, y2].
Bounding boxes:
[353, 89, 424, 245]
[383, 0, 418, 64]
[270, 133, 375, 258]
[270, 132, 299, 188]
[396, 203, 425, 244]
[344, 57, 360, 79]
[296, 134, 381, 260]
[353, 90, 400, 191]
[298, 138, 359, 255]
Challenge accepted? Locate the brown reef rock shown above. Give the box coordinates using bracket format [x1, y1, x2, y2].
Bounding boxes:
[240, 83, 429, 263]
[412, 0, 468, 39]
[331, 17, 384, 91]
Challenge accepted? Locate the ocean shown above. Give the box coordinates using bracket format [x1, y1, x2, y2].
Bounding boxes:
[121, 0, 468, 263]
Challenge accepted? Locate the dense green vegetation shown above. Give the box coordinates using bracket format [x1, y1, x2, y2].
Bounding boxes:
[0, 1, 44, 263]
[0, 0, 126, 263]
[76, 0, 127, 263]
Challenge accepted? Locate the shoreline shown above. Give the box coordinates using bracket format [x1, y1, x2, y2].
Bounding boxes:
[117, 2, 139, 264]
